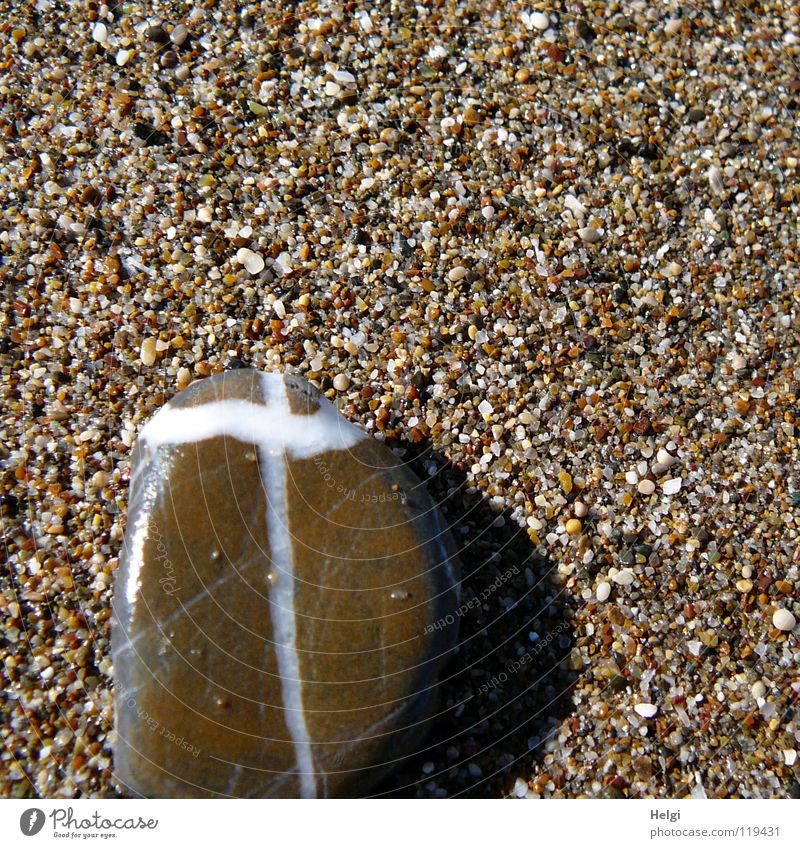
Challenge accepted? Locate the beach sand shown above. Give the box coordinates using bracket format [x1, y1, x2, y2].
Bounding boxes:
[1, 0, 799, 798]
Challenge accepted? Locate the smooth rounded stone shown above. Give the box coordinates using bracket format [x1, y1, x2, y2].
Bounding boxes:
[529, 11, 549, 31]
[595, 581, 611, 603]
[772, 608, 796, 632]
[111, 370, 460, 798]
[611, 568, 635, 586]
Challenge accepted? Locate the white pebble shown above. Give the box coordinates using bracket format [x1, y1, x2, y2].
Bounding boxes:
[564, 193, 586, 218]
[448, 265, 467, 282]
[634, 703, 658, 718]
[612, 569, 635, 586]
[481, 206, 495, 221]
[333, 374, 351, 392]
[784, 750, 797, 766]
[638, 479, 656, 495]
[662, 477, 682, 495]
[116, 49, 132, 67]
[751, 681, 766, 699]
[577, 226, 602, 244]
[529, 11, 550, 31]
[574, 501, 588, 518]
[513, 777, 529, 798]
[687, 640, 703, 657]
[708, 166, 724, 194]
[333, 70, 356, 85]
[272, 299, 286, 319]
[731, 353, 747, 371]
[92, 22, 108, 43]
[275, 252, 293, 276]
[325, 80, 341, 97]
[625, 469, 639, 485]
[772, 608, 796, 632]
[478, 399, 493, 417]
[236, 248, 265, 275]
[656, 448, 677, 466]
[171, 24, 189, 46]
[596, 581, 611, 602]
[662, 261, 683, 277]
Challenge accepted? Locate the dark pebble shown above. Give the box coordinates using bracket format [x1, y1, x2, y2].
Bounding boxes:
[133, 123, 170, 146]
[146, 25, 169, 44]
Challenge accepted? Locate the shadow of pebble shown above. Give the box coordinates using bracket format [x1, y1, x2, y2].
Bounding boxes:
[376, 442, 578, 798]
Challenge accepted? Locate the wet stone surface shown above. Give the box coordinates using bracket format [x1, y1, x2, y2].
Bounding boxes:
[111, 370, 460, 797]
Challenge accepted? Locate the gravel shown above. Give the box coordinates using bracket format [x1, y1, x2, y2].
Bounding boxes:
[1, 0, 799, 801]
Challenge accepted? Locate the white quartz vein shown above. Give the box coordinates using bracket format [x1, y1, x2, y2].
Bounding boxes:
[128, 371, 365, 799]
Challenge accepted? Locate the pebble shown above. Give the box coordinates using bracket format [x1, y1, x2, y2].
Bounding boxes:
[662, 478, 682, 495]
[574, 501, 588, 518]
[236, 247, 265, 275]
[146, 25, 168, 43]
[577, 226, 601, 244]
[596, 582, 611, 602]
[708, 166, 724, 194]
[91, 22, 107, 43]
[112, 370, 460, 797]
[529, 12, 550, 31]
[772, 609, 796, 632]
[634, 703, 658, 719]
[751, 681, 767, 699]
[333, 70, 356, 86]
[448, 265, 467, 282]
[170, 24, 189, 46]
[90, 470, 108, 491]
[637, 479, 655, 496]
[140, 338, 157, 367]
[612, 569, 635, 586]
[332, 373, 350, 391]
[513, 777, 529, 798]
[656, 448, 677, 467]
[565, 518, 582, 536]
[564, 194, 586, 218]
[176, 367, 192, 390]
